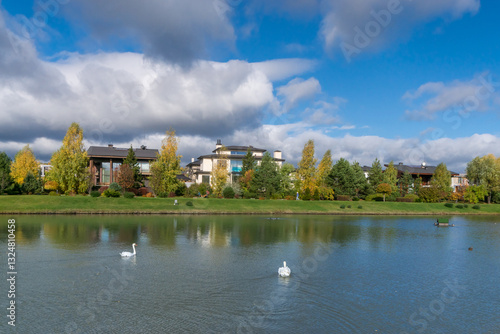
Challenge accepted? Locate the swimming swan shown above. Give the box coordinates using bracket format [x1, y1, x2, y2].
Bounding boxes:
[120, 243, 137, 257]
[278, 261, 291, 277]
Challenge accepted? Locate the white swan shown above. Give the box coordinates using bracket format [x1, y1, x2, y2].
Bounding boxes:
[120, 243, 137, 257]
[278, 261, 291, 277]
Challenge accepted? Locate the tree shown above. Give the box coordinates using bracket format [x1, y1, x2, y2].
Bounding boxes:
[0, 152, 12, 194]
[352, 162, 369, 198]
[241, 148, 256, 176]
[210, 151, 228, 197]
[367, 158, 384, 193]
[297, 140, 317, 194]
[23, 172, 42, 194]
[466, 155, 500, 204]
[47, 123, 89, 194]
[383, 161, 398, 194]
[279, 162, 295, 197]
[123, 146, 141, 184]
[464, 185, 488, 204]
[376, 183, 392, 202]
[252, 152, 281, 198]
[327, 158, 355, 196]
[117, 164, 135, 192]
[316, 150, 332, 187]
[150, 129, 182, 195]
[399, 171, 414, 196]
[431, 162, 452, 196]
[10, 145, 39, 185]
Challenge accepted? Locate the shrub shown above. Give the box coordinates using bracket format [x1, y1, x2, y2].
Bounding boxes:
[243, 190, 257, 199]
[176, 183, 187, 197]
[336, 195, 351, 201]
[90, 191, 101, 198]
[404, 194, 419, 202]
[103, 189, 121, 197]
[418, 187, 441, 203]
[157, 192, 169, 198]
[347, 205, 351, 208]
[472, 205, 480, 210]
[464, 204, 468, 208]
[301, 188, 311, 201]
[99, 186, 109, 194]
[352, 197, 360, 201]
[366, 193, 384, 201]
[186, 201, 193, 206]
[357, 205, 363, 209]
[223, 186, 235, 199]
[285, 195, 295, 200]
[340, 204, 345, 209]
[313, 188, 320, 201]
[455, 204, 464, 209]
[397, 197, 414, 202]
[124, 192, 135, 199]
[444, 203, 454, 208]
[109, 182, 122, 192]
[145, 192, 154, 198]
[49, 191, 59, 196]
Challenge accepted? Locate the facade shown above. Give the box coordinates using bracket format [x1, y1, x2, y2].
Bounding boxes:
[388, 162, 460, 187]
[451, 173, 469, 191]
[185, 140, 285, 184]
[87, 145, 158, 186]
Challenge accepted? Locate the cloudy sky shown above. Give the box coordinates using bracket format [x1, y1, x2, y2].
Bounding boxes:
[1, 0, 499, 172]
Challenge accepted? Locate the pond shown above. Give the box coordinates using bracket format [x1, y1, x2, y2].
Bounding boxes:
[1, 215, 500, 333]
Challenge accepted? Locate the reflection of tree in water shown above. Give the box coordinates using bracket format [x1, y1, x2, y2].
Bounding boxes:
[12, 221, 42, 244]
[42, 218, 101, 248]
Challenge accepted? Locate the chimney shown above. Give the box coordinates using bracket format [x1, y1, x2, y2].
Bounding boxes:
[141, 145, 147, 150]
[108, 144, 113, 148]
[191, 158, 195, 163]
[216, 139, 222, 150]
[273, 150, 282, 160]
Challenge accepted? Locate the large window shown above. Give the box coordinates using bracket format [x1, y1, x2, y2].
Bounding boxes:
[102, 162, 110, 184]
[139, 161, 150, 173]
[231, 151, 246, 155]
[202, 175, 210, 184]
[230, 160, 242, 173]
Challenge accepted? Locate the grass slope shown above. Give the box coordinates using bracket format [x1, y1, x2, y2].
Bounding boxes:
[1, 196, 500, 215]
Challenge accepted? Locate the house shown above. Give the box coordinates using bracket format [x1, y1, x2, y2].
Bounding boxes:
[87, 145, 158, 187]
[387, 162, 459, 187]
[451, 173, 469, 192]
[186, 139, 285, 184]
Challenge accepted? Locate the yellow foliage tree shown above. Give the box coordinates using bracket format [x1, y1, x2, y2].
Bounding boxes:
[297, 139, 317, 194]
[150, 129, 182, 195]
[10, 145, 39, 185]
[316, 149, 332, 187]
[48, 123, 90, 194]
[211, 146, 229, 197]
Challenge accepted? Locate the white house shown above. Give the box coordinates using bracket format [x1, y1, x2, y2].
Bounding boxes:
[185, 140, 284, 184]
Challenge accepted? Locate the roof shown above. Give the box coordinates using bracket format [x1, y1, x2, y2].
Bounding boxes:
[212, 145, 267, 153]
[198, 154, 285, 161]
[176, 174, 191, 182]
[186, 160, 201, 167]
[87, 146, 158, 159]
[388, 164, 459, 176]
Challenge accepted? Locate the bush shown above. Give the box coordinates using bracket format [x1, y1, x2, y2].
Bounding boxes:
[49, 191, 59, 196]
[243, 190, 257, 199]
[444, 203, 454, 208]
[352, 197, 360, 201]
[186, 201, 193, 206]
[301, 188, 311, 201]
[464, 204, 468, 208]
[357, 205, 363, 209]
[340, 204, 345, 209]
[103, 189, 121, 197]
[455, 204, 464, 209]
[90, 191, 101, 198]
[336, 195, 351, 201]
[397, 197, 414, 202]
[366, 193, 384, 201]
[99, 186, 109, 194]
[472, 205, 480, 210]
[109, 182, 122, 192]
[145, 192, 154, 198]
[223, 186, 235, 199]
[176, 183, 187, 197]
[124, 192, 135, 199]
[285, 195, 295, 200]
[418, 187, 442, 203]
[404, 194, 419, 202]
[313, 188, 320, 201]
[157, 192, 169, 198]
[347, 205, 351, 208]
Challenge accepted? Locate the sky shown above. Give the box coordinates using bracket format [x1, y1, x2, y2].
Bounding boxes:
[1, 0, 499, 173]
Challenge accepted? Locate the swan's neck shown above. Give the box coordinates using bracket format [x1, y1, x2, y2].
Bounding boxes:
[283, 261, 287, 267]
[132, 244, 136, 254]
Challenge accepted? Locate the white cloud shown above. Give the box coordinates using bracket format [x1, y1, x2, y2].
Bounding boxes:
[403, 73, 500, 120]
[276, 77, 321, 113]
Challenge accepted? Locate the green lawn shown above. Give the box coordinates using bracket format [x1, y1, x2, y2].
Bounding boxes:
[1, 195, 500, 215]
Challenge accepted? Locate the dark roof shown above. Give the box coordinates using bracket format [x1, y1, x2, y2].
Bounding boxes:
[176, 174, 191, 182]
[198, 154, 285, 162]
[186, 160, 201, 167]
[88, 146, 158, 159]
[212, 145, 267, 153]
[387, 164, 459, 176]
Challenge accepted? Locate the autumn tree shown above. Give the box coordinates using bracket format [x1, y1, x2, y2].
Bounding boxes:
[48, 123, 90, 194]
[316, 149, 332, 187]
[466, 155, 500, 204]
[367, 158, 384, 193]
[123, 146, 141, 184]
[297, 139, 317, 194]
[10, 145, 39, 185]
[431, 162, 452, 196]
[0, 152, 12, 194]
[383, 161, 399, 194]
[150, 129, 182, 195]
[117, 164, 135, 192]
[376, 183, 392, 202]
[210, 145, 228, 197]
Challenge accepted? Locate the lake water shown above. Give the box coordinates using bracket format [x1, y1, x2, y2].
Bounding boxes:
[1, 214, 500, 333]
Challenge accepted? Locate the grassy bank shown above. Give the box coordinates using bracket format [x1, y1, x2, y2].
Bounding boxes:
[1, 195, 500, 215]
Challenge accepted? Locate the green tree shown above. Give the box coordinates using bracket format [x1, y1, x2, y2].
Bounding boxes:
[376, 183, 392, 202]
[399, 171, 414, 196]
[431, 162, 452, 196]
[279, 162, 295, 196]
[367, 158, 384, 193]
[48, 123, 90, 194]
[150, 129, 182, 195]
[297, 139, 317, 194]
[327, 158, 355, 196]
[241, 148, 256, 176]
[352, 162, 369, 198]
[252, 152, 281, 198]
[0, 152, 12, 194]
[383, 161, 398, 194]
[466, 155, 500, 204]
[123, 146, 141, 184]
[23, 171, 42, 194]
[464, 185, 488, 204]
[10, 145, 39, 185]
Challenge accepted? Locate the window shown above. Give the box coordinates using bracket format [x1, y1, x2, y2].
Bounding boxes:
[139, 161, 150, 173]
[202, 175, 210, 184]
[102, 162, 110, 184]
[230, 160, 242, 173]
[231, 151, 246, 155]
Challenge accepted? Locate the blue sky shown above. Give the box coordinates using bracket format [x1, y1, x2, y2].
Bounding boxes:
[1, 0, 499, 172]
